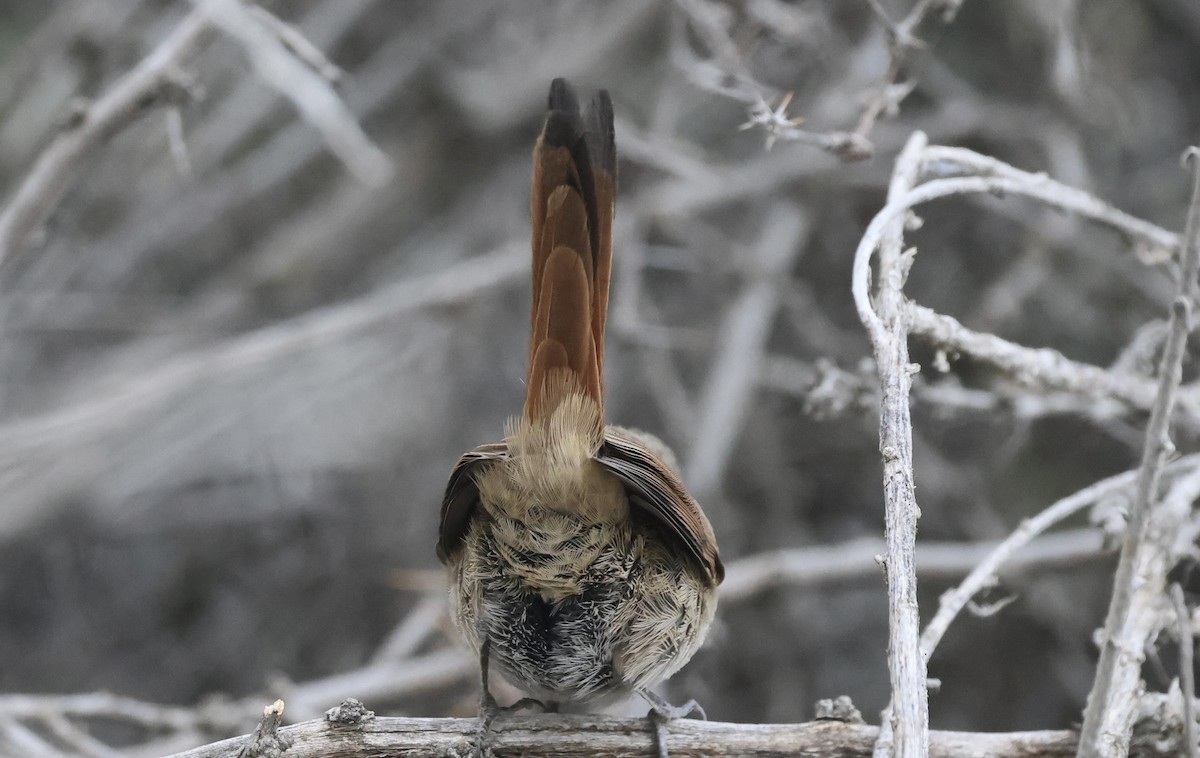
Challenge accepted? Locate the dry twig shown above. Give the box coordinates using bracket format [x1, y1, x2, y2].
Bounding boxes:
[721, 527, 1106, 602]
[853, 130, 930, 758]
[0, 12, 211, 264]
[685, 205, 809, 496]
[1170, 584, 1198, 758]
[920, 456, 1200, 659]
[856, 0, 964, 137]
[1076, 147, 1200, 757]
[907, 305, 1200, 424]
[0, 244, 525, 539]
[191, 0, 391, 186]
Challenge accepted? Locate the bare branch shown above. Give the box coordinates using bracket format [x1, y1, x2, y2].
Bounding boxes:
[369, 595, 447, 665]
[856, 176, 1178, 343]
[721, 527, 1106, 603]
[1170, 584, 1198, 758]
[919, 146, 1181, 256]
[0, 690, 248, 756]
[282, 649, 475, 722]
[0, 245, 526, 540]
[685, 206, 808, 496]
[671, 0, 756, 91]
[906, 304, 1200, 424]
[245, 4, 343, 85]
[739, 94, 874, 160]
[850, 131, 1200, 758]
[191, 0, 391, 187]
[1077, 148, 1200, 757]
[856, 0, 963, 137]
[159, 712, 1181, 758]
[0, 716, 60, 755]
[920, 456, 1200, 659]
[760, 353, 1162, 427]
[165, 106, 194, 178]
[40, 711, 126, 758]
[730, 0, 965, 156]
[0, 12, 211, 264]
[856, 130, 929, 758]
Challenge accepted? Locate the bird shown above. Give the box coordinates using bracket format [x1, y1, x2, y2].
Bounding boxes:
[436, 78, 724, 755]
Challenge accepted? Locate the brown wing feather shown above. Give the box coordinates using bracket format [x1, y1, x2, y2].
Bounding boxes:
[597, 428, 724, 586]
[436, 442, 508, 563]
[525, 79, 615, 425]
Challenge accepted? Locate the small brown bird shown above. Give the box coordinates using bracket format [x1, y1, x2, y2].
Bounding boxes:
[437, 79, 723, 750]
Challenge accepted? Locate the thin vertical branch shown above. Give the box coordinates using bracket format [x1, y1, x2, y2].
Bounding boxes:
[1171, 584, 1198, 758]
[853, 130, 930, 758]
[1076, 148, 1200, 757]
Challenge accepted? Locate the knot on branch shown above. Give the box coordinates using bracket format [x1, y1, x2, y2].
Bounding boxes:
[325, 697, 375, 726]
[237, 699, 292, 758]
[814, 695, 865, 724]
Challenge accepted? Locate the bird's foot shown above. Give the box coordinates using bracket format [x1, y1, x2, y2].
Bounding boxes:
[639, 688, 706, 758]
[475, 689, 547, 757]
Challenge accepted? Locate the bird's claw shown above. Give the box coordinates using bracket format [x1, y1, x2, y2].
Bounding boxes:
[639, 689, 706, 758]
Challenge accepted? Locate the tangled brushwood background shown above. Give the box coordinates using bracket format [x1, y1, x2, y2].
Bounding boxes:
[0, 0, 1199, 752]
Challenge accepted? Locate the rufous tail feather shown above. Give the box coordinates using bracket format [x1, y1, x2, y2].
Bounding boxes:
[523, 79, 615, 429]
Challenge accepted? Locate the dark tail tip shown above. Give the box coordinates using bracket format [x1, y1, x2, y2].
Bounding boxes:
[542, 78, 616, 178]
[586, 90, 615, 175]
[548, 78, 581, 116]
[543, 79, 582, 149]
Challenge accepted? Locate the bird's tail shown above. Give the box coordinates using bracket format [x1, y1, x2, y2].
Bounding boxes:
[523, 78, 615, 434]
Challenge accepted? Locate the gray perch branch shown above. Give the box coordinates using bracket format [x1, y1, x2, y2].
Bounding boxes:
[160, 710, 1187, 758]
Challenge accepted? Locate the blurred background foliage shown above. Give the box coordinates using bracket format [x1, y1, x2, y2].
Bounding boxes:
[0, 0, 1198, 741]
